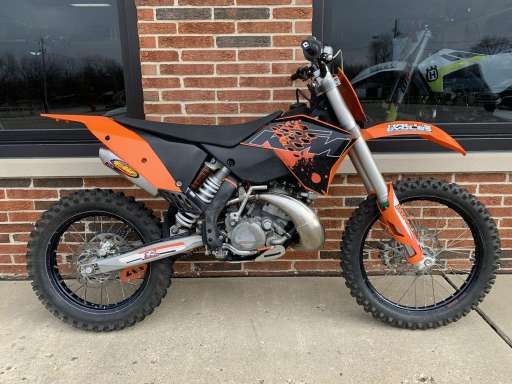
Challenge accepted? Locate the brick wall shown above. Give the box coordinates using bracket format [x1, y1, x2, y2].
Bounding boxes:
[0, 173, 510, 278]
[0, 1, 510, 279]
[136, 0, 312, 124]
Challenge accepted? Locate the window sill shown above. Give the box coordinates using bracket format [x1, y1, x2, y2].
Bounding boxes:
[0, 152, 510, 178]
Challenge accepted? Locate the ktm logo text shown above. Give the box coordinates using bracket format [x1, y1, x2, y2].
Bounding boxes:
[248, 128, 350, 158]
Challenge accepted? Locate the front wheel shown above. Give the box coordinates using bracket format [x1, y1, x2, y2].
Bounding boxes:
[340, 179, 500, 329]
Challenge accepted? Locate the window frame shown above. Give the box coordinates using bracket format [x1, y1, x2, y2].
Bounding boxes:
[0, 0, 143, 158]
[313, 0, 512, 152]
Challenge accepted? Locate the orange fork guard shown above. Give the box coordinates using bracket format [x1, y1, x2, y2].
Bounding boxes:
[379, 183, 424, 265]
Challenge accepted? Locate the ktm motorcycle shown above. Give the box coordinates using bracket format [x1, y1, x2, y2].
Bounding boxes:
[28, 37, 500, 331]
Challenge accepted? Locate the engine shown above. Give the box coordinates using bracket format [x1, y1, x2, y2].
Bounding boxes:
[224, 200, 292, 254]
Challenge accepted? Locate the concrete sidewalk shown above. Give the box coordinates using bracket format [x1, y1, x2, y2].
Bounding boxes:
[0, 277, 511, 384]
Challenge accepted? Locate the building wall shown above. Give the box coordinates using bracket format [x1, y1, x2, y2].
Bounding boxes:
[0, 1, 510, 278]
[136, 0, 312, 124]
[0, 173, 510, 278]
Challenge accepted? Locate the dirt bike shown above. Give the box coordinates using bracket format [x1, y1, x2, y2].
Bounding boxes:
[28, 37, 500, 331]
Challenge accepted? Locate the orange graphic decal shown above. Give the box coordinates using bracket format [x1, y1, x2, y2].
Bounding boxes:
[41, 114, 180, 192]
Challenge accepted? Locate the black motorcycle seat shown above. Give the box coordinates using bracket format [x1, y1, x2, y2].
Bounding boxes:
[115, 111, 282, 148]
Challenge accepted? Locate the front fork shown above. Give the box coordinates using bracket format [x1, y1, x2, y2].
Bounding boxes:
[320, 68, 425, 265]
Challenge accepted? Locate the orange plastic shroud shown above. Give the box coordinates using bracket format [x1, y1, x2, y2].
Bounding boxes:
[41, 114, 180, 192]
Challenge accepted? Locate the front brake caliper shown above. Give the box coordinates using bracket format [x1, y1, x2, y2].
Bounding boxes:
[378, 183, 424, 265]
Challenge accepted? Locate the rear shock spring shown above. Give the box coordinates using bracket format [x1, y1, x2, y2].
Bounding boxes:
[174, 164, 231, 229]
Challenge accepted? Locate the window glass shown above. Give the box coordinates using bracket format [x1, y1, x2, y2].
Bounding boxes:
[320, 0, 512, 124]
[0, 1, 124, 130]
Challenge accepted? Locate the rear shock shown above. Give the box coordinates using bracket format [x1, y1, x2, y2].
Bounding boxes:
[174, 161, 231, 230]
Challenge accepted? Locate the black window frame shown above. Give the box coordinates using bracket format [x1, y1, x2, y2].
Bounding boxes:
[0, 0, 143, 158]
[313, 0, 512, 152]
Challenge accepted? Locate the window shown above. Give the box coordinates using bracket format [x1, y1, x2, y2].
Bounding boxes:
[0, 0, 142, 157]
[314, 0, 512, 151]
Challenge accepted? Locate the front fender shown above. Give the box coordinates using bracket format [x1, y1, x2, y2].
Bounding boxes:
[362, 121, 466, 155]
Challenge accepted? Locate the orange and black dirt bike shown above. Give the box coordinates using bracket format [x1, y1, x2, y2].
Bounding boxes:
[28, 37, 500, 331]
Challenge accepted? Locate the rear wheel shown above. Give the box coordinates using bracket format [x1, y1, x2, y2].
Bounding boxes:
[27, 189, 172, 331]
[340, 179, 500, 329]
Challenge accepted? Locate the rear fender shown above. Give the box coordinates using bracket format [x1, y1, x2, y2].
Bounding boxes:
[41, 114, 180, 192]
[362, 121, 466, 155]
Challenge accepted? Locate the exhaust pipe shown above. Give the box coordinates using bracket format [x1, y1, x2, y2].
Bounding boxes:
[256, 194, 324, 250]
[99, 147, 158, 196]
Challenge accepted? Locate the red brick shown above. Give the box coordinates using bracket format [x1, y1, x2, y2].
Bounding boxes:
[0, 224, 34, 233]
[273, 34, 308, 47]
[144, 91, 159, 101]
[178, 22, 235, 34]
[137, 22, 177, 35]
[185, 103, 238, 114]
[295, 20, 312, 33]
[328, 185, 366, 196]
[0, 255, 11, 263]
[137, 8, 154, 21]
[164, 116, 216, 124]
[500, 218, 512, 227]
[138, 36, 156, 49]
[479, 184, 512, 194]
[162, 90, 215, 101]
[239, 102, 290, 113]
[84, 177, 133, 188]
[160, 64, 214, 75]
[179, 0, 233, 4]
[159, 36, 214, 49]
[0, 201, 34, 211]
[8, 212, 41, 222]
[0, 190, 4, 199]
[237, 0, 291, 3]
[273, 7, 312, 19]
[0, 244, 27, 254]
[272, 62, 302, 74]
[238, 49, 293, 61]
[142, 77, 181, 88]
[217, 90, 271, 101]
[317, 208, 353, 218]
[141, 64, 158, 75]
[0, 265, 27, 274]
[455, 173, 506, 182]
[504, 197, 512, 205]
[489, 207, 512, 217]
[478, 196, 503, 206]
[6, 189, 57, 199]
[238, 21, 292, 33]
[243, 260, 291, 271]
[184, 77, 237, 88]
[294, 260, 340, 271]
[216, 63, 270, 75]
[12, 255, 26, 264]
[135, 0, 171, 5]
[181, 50, 236, 61]
[273, 89, 297, 100]
[140, 50, 179, 62]
[239, 76, 290, 87]
[144, 103, 182, 114]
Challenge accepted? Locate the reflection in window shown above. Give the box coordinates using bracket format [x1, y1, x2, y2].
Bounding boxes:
[0, 1, 124, 130]
[321, 0, 512, 124]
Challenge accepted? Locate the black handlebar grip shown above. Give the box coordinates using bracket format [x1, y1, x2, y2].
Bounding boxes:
[301, 37, 322, 61]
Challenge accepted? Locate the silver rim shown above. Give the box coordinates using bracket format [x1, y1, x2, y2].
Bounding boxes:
[51, 214, 147, 309]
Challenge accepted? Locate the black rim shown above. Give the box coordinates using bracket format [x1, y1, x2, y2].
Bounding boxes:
[360, 194, 482, 311]
[45, 211, 151, 311]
